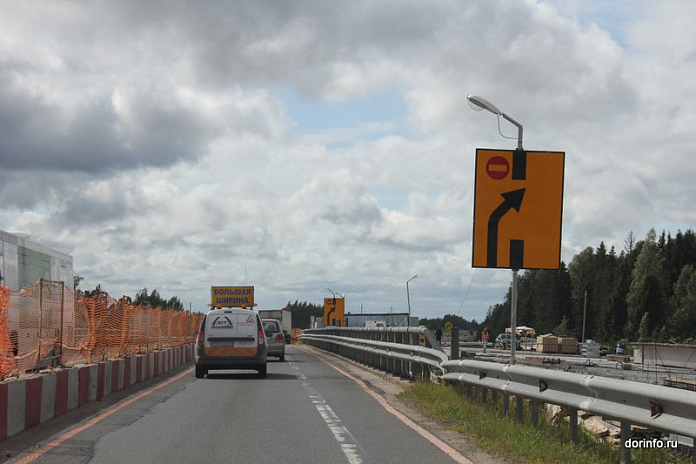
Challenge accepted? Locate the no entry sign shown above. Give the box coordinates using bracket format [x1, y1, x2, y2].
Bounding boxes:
[486, 156, 510, 180]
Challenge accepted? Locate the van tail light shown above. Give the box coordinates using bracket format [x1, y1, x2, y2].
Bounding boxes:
[258, 329, 265, 345]
[275, 333, 284, 341]
[197, 329, 204, 346]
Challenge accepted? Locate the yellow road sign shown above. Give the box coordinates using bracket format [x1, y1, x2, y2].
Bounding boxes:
[472, 148, 565, 270]
[211, 286, 255, 307]
[324, 297, 345, 326]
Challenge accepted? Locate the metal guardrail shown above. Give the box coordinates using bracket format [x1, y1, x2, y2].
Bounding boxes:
[303, 328, 696, 462]
[442, 359, 696, 438]
[301, 327, 448, 378]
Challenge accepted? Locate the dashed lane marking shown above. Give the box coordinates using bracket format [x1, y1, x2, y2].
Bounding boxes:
[301, 347, 474, 464]
[288, 357, 365, 464]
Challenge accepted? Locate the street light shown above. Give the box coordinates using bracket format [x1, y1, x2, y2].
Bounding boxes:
[326, 288, 344, 298]
[406, 274, 418, 326]
[467, 94, 523, 365]
[467, 94, 523, 150]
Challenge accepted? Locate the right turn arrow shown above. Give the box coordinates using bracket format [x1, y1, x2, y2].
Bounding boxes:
[487, 188, 525, 267]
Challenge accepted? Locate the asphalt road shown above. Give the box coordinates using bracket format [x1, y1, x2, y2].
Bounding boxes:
[5, 346, 478, 464]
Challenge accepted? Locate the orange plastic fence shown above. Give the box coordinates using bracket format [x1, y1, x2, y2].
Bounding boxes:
[0, 280, 203, 380]
[0, 286, 13, 380]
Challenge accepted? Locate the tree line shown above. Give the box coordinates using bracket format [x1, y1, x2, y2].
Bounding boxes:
[481, 229, 696, 345]
[286, 300, 324, 328]
[81, 285, 186, 312]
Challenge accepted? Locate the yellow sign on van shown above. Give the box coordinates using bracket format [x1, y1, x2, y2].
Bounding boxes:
[211, 286, 255, 307]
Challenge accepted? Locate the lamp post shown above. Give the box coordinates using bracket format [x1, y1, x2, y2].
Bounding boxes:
[406, 274, 418, 326]
[325, 288, 344, 298]
[467, 94, 523, 365]
[467, 95, 523, 150]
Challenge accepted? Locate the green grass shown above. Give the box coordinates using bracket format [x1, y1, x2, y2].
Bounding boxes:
[400, 381, 689, 464]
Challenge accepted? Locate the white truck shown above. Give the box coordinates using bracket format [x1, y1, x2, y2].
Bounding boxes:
[258, 308, 292, 343]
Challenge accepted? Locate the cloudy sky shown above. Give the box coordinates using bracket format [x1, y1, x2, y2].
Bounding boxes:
[1, 1, 695, 321]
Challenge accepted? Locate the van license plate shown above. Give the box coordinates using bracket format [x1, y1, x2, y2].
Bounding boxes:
[210, 341, 234, 347]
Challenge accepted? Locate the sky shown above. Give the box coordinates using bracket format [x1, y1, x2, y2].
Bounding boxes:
[1, 0, 695, 321]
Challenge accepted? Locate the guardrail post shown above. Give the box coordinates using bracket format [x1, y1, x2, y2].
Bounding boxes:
[450, 327, 459, 360]
[394, 332, 403, 378]
[516, 396, 524, 423]
[531, 400, 538, 427]
[503, 394, 509, 417]
[482, 387, 488, 404]
[387, 331, 395, 375]
[380, 331, 386, 372]
[569, 408, 578, 443]
[620, 422, 632, 464]
[370, 331, 376, 368]
[409, 332, 420, 380]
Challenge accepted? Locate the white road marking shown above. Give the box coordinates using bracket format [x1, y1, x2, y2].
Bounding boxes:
[288, 357, 364, 464]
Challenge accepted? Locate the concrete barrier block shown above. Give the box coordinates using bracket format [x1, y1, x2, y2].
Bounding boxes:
[67, 368, 79, 411]
[135, 356, 143, 384]
[7, 379, 26, 438]
[25, 376, 42, 429]
[40, 372, 56, 423]
[148, 353, 155, 379]
[104, 360, 113, 397]
[77, 366, 90, 407]
[123, 357, 131, 388]
[1, 382, 8, 440]
[55, 369, 69, 417]
[118, 358, 125, 391]
[88, 365, 98, 402]
[129, 356, 137, 387]
[96, 363, 105, 400]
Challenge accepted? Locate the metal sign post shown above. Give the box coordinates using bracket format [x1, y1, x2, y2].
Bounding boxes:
[467, 95, 564, 365]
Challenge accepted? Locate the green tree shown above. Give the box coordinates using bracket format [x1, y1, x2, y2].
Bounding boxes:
[626, 230, 670, 339]
[553, 316, 571, 336]
[132, 288, 184, 311]
[83, 283, 104, 297]
[286, 300, 323, 329]
[568, 247, 595, 338]
[516, 266, 571, 335]
[667, 264, 696, 340]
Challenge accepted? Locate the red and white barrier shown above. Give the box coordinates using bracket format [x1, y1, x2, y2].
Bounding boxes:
[0, 344, 194, 440]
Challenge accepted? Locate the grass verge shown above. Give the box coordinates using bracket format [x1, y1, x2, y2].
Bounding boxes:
[399, 381, 689, 464]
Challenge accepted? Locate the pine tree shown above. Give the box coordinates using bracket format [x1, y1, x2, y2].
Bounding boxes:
[626, 230, 670, 339]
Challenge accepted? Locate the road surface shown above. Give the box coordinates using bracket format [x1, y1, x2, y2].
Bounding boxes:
[4, 346, 499, 464]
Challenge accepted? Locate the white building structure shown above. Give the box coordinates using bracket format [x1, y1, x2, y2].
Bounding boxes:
[0, 229, 73, 290]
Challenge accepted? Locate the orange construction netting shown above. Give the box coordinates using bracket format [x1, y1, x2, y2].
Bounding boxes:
[0, 280, 203, 380]
[0, 286, 13, 380]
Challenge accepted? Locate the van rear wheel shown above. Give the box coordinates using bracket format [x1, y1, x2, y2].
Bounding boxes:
[257, 364, 267, 378]
[195, 365, 207, 379]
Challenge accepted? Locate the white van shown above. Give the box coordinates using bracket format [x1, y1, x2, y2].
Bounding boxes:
[195, 308, 268, 378]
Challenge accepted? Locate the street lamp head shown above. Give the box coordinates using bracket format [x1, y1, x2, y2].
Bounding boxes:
[467, 95, 502, 116]
[406, 274, 418, 283]
[468, 94, 523, 150]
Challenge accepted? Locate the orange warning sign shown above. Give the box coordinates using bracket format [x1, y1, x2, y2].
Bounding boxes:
[472, 148, 565, 270]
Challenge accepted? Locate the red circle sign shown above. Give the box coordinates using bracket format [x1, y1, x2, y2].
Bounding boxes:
[486, 156, 509, 180]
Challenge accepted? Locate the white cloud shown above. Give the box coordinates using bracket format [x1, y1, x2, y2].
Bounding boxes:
[1, 0, 695, 322]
